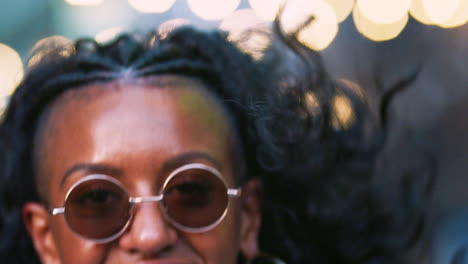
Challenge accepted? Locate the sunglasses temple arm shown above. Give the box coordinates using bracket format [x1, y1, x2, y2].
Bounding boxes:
[50, 207, 65, 215]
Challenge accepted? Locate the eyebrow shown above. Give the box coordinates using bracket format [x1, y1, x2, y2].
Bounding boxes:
[60, 163, 124, 187]
[159, 151, 222, 176]
[60, 151, 222, 188]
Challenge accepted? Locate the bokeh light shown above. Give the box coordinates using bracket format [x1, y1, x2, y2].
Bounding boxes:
[128, 0, 176, 13]
[422, 0, 460, 24]
[220, 9, 270, 60]
[409, 0, 435, 25]
[248, 0, 284, 21]
[281, 0, 338, 51]
[187, 0, 241, 20]
[219, 9, 265, 34]
[64, 0, 104, 6]
[332, 95, 354, 130]
[95, 27, 123, 43]
[304, 91, 320, 116]
[0, 43, 23, 98]
[325, 0, 354, 22]
[356, 0, 411, 24]
[439, 0, 468, 28]
[353, 5, 409, 41]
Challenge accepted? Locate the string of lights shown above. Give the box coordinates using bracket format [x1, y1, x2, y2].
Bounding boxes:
[1, 0, 467, 110]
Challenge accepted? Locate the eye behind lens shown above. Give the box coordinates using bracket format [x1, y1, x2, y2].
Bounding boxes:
[162, 168, 229, 229]
[64, 177, 131, 240]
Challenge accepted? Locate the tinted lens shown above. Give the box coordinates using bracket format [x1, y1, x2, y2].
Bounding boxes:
[162, 168, 228, 229]
[65, 178, 131, 240]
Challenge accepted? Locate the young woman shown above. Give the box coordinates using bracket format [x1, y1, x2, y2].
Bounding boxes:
[0, 23, 391, 263]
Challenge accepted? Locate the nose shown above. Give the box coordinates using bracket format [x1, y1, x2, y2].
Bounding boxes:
[118, 202, 178, 256]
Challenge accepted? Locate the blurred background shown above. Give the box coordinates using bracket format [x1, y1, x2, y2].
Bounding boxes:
[1, 0, 467, 263]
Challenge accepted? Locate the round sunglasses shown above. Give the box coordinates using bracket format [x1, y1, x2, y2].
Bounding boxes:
[49, 163, 242, 243]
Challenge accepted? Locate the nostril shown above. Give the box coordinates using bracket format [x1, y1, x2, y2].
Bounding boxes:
[127, 244, 175, 259]
[128, 248, 138, 254]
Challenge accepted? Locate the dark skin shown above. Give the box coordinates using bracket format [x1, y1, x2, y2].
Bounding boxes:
[23, 76, 262, 264]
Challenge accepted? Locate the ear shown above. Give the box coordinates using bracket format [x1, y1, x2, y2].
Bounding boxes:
[23, 202, 60, 264]
[239, 178, 262, 260]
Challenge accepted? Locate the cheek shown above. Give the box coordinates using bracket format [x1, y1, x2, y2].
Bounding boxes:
[184, 201, 242, 264]
[51, 217, 109, 264]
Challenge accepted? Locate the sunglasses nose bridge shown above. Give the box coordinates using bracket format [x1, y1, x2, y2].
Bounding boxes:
[129, 195, 164, 205]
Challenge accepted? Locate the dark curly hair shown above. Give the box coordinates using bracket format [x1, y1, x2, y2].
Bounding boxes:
[0, 22, 418, 264]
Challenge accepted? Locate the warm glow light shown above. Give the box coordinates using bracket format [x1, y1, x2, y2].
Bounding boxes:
[187, 0, 241, 20]
[439, 0, 468, 28]
[332, 95, 354, 130]
[128, 0, 176, 13]
[219, 9, 265, 33]
[304, 91, 320, 116]
[409, 0, 435, 25]
[325, 0, 354, 22]
[95, 27, 123, 43]
[220, 9, 270, 60]
[353, 5, 409, 41]
[296, 91, 321, 119]
[281, 0, 338, 51]
[0, 44, 23, 98]
[356, 0, 411, 24]
[64, 0, 104, 6]
[423, 0, 460, 24]
[248, 0, 284, 21]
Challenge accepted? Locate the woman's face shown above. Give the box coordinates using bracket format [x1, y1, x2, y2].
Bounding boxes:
[24, 76, 261, 264]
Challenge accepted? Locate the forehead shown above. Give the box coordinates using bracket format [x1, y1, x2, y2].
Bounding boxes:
[38, 76, 233, 139]
[34, 76, 240, 195]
